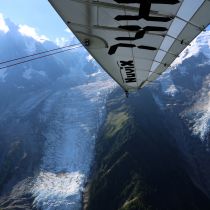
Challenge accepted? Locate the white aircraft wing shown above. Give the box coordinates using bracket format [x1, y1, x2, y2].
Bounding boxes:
[49, 0, 210, 91]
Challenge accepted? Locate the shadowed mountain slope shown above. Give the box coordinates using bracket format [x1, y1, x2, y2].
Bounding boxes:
[86, 87, 210, 210]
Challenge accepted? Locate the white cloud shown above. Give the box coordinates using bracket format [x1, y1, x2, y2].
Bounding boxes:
[18, 24, 49, 43]
[0, 13, 9, 33]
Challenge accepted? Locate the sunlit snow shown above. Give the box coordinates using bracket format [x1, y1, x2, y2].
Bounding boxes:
[0, 13, 9, 33]
[22, 68, 46, 80]
[191, 76, 210, 140]
[32, 71, 115, 209]
[165, 85, 178, 97]
[192, 101, 210, 140]
[0, 68, 7, 82]
[172, 30, 210, 66]
[183, 75, 210, 141]
[18, 24, 49, 43]
[159, 71, 178, 97]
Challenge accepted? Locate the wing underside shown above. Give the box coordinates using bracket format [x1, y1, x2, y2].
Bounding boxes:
[49, 0, 210, 91]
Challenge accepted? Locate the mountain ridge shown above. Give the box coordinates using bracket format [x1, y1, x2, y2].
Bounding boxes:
[86, 87, 210, 210]
[85, 50, 210, 210]
[0, 15, 210, 210]
[0, 17, 113, 210]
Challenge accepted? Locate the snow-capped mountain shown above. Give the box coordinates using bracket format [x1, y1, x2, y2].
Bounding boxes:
[0, 12, 210, 210]
[31, 79, 114, 210]
[85, 31, 210, 210]
[0, 16, 114, 210]
[148, 34, 210, 198]
[155, 33, 210, 144]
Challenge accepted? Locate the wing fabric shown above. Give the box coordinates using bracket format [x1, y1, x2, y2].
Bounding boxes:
[49, 0, 210, 91]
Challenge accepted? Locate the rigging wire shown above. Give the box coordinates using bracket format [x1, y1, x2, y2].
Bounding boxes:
[0, 43, 81, 65]
[0, 44, 82, 70]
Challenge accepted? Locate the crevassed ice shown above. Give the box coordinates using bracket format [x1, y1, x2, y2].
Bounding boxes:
[0, 68, 7, 82]
[186, 75, 210, 141]
[32, 71, 115, 210]
[192, 98, 210, 141]
[165, 84, 178, 97]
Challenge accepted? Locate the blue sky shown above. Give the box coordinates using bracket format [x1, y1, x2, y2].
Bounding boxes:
[1, 0, 209, 39]
[0, 0, 72, 43]
[0, 0, 209, 46]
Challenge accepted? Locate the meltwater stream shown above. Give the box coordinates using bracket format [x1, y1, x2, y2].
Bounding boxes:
[32, 75, 114, 209]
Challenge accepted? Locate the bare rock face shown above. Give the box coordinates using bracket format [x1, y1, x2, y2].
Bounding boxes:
[1, 13, 210, 210]
[0, 178, 35, 210]
[86, 52, 210, 210]
[86, 86, 210, 210]
[0, 17, 112, 210]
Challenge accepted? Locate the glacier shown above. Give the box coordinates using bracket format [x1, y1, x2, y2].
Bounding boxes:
[31, 71, 115, 210]
[0, 14, 210, 209]
[158, 30, 210, 143]
[0, 16, 116, 209]
[187, 74, 210, 141]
